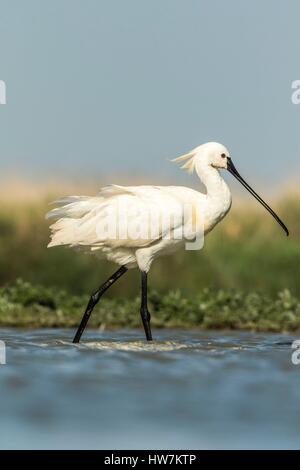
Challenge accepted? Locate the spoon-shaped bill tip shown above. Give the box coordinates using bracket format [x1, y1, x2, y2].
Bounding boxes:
[227, 158, 289, 237]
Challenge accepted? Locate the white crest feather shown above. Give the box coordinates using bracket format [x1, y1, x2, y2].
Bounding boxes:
[171, 150, 196, 174]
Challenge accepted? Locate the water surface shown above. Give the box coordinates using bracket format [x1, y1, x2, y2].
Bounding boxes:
[0, 328, 299, 449]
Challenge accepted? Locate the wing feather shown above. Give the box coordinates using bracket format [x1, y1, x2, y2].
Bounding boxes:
[47, 185, 185, 250]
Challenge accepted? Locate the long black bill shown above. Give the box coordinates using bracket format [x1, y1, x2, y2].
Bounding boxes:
[227, 158, 289, 236]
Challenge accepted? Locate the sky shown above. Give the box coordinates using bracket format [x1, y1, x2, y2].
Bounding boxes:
[0, 0, 300, 188]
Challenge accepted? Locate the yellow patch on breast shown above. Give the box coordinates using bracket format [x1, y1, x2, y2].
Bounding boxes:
[191, 204, 197, 232]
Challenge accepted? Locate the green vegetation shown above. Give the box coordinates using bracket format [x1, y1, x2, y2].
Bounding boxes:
[0, 279, 300, 331]
[0, 185, 299, 330]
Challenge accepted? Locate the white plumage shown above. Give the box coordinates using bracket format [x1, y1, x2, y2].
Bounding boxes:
[46, 141, 288, 342]
[47, 143, 233, 272]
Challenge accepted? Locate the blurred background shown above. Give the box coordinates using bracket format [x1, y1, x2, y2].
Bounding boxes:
[1, 0, 300, 452]
[0, 0, 300, 297]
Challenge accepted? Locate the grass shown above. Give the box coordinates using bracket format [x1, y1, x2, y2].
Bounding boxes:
[1, 279, 300, 331]
[0, 179, 299, 331]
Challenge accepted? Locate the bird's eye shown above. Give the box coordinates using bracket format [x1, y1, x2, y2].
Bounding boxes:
[221, 153, 226, 158]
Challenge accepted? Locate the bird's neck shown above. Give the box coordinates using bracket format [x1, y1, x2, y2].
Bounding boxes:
[196, 164, 232, 218]
[196, 164, 227, 195]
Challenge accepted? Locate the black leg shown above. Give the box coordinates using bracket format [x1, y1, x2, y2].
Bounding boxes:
[140, 271, 153, 341]
[72, 265, 128, 343]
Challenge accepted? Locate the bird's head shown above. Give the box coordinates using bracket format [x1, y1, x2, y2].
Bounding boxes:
[171, 142, 230, 173]
[172, 141, 289, 236]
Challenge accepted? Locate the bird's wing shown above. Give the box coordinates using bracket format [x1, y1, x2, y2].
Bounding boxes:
[47, 185, 186, 249]
[89, 185, 186, 248]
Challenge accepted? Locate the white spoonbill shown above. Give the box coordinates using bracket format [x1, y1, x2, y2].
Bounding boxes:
[46, 142, 289, 342]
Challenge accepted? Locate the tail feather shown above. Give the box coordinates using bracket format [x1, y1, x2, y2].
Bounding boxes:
[47, 218, 78, 247]
[46, 196, 101, 220]
[46, 185, 133, 249]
